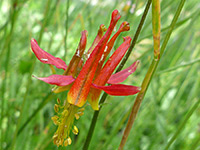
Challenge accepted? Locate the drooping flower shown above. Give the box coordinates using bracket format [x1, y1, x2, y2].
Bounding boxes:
[31, 10, 140, 147]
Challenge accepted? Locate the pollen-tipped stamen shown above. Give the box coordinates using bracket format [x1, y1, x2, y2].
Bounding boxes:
[57, 98, 61, 104]
[54, 104, 59, 113]
[64, 137, 72, 146]
[72, 126, 79, 135]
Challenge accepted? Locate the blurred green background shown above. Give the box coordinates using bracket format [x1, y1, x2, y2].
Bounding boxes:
[0, 0, 200, 150]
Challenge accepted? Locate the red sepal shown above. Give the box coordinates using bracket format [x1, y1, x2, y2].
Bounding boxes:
[33, 74, 75, 86]
[92, 84, 140, 96]
[31, 39, 67, 70]
[107, 60, 139, 84]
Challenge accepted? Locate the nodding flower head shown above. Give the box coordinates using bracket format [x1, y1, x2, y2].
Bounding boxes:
[31, 9, 140, 147]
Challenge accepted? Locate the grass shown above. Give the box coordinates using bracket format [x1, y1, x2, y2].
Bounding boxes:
[0, 0, 200, 150]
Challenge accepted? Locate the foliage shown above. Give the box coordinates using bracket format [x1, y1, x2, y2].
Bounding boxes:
[0, 0, 199, 150]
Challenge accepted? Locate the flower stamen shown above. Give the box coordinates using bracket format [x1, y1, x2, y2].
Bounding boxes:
[72, 126, 79, 135]
[52, 102, 79, 147]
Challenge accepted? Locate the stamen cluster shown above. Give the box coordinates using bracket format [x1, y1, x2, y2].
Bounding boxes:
[51, 99, 84, 147]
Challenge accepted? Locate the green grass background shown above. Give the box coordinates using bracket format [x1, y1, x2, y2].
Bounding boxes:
[0, 0, 199, 150]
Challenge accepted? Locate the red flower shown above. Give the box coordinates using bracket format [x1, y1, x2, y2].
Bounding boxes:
[31, 10, 140, 146]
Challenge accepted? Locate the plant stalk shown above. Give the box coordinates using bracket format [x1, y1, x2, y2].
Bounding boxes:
[64, 0, 70, 60]
[9, 0, 52, 149]
[82, 0, 152, 149]
[152, 0, 161, 60]
[118, 0, 186, 149]
[164, 99, 200, 150]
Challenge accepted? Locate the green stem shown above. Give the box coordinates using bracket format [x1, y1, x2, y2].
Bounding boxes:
[118, 0, 186, 149]
[190, 134, 200, 150]
[17, 92, 53, 136]
[5, 92, 53, 150]
[157, 58, 200, 74]
[137, 10, 197, 44]
[152, 0, 161, 60]
[82, 93, 107, 150]
[9, 0, 52, 149]
[1, 1, 19, 149]
[164, 99, 200, 150]
[116, 0, 152, 72]
[64, 0, 70, 60]
[82, 0, 152, 149]
[102, 107, 132, 149]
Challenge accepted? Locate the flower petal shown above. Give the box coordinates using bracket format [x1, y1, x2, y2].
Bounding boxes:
[68, 10, 121, 107]
[63, 30, 88, 77]
[92, 84, 141, 96]
[86, 24, 107, 58]
[107, 60, 140, 84]
[33, 74, 75, 86]
[93, 36, 132, 86]
[95, 22, 130, 77]
[104, 21, 130, 59]
[87, 88, 101, 110]
[31, 39, 67, 70]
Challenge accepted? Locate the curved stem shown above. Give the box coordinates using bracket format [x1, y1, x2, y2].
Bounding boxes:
[118, 0, 186, 149]
[82, 0, 152, 149]
[164, 99, 200, 150]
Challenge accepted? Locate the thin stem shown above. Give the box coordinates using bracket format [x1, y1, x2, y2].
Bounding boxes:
[5, 92, 53, 150]
[190, 134, 200, 150]
[82, 0, 152, 149]
[64, 0, 70, 60]
[118, 60, 157, 150]
[82, 93, 107, 150]
[116, 0, 152, 72]
[9, 1, 52, 149]
[17, 92, 53, 136]
[1, 0, 19, 149]
[136, 9, 198, 44]
[152, 0, 161, 60]
[157, 58, 200, 74]
[164, 99, 200, 150]
[118, 0, 186, 149]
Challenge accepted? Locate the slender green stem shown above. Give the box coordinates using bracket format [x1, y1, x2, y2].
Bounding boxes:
[64, 0, 70, 60]
[118, 60, 157, 150]
[37, 0, 51, 44]
[118, 0, 186, 149]
[17, 92, 54, 135]
[164, 99, 200, 150]
[152, 0, 161, 60]
[157, 58, 200, 74]
[1, 1, 19, 149]
[9, 1, 52, 149]
[82, 93, 107, 150]
[82, 1, 152, 149]
[5, 92, 53, 150]
[102, 108, 132, 149]
[190, 134, 200, 150]
[136, 8, 199, 44]
[116, 0, 152, 72]
[0, 0, 29, 60]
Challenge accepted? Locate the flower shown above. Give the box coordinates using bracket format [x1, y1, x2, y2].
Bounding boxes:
[31, 10, 140, 147]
